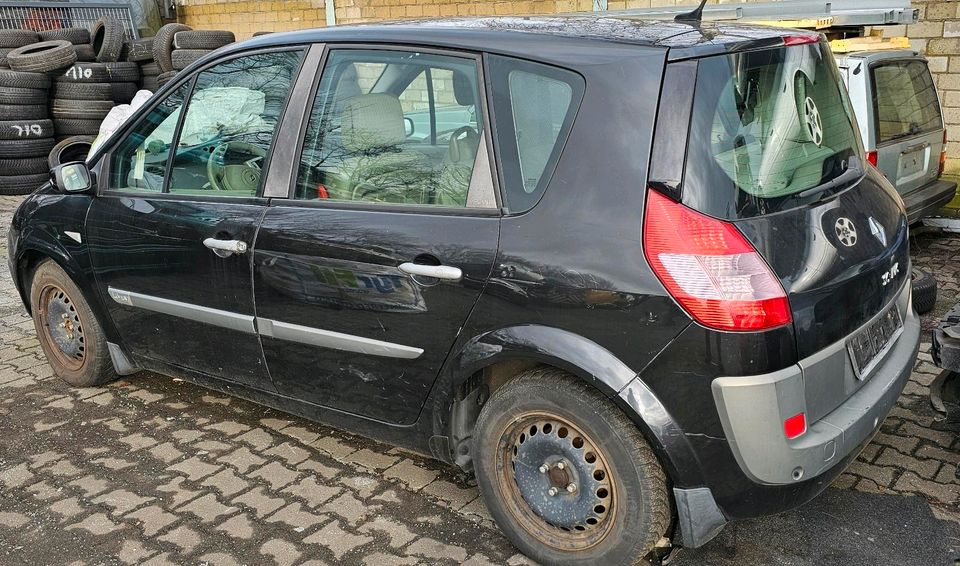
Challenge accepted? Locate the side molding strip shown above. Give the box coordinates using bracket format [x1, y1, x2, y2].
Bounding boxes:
[107, 287, 256, 334]
[257, 317, 424, 359]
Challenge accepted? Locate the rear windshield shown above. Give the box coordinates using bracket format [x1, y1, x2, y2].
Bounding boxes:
[682, 42, 863, 219]
[871, 60, 942, 144]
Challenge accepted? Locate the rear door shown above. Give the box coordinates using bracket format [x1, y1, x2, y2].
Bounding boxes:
[253, 46, 499, 425]
[870, 58, 944, 195]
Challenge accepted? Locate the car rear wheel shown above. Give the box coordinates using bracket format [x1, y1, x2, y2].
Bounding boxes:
[473, 367, 670, 565]
[30, 260, 117, 387]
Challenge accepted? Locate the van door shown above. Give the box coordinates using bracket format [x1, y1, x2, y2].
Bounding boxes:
[870, 58, 944, 195]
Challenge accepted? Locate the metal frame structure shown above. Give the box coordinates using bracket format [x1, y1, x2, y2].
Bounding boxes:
[600, 0, 919, 27]
[0, 1, 139, 38]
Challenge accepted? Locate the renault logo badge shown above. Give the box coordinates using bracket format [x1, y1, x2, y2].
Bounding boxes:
[868, 217, 886, 247]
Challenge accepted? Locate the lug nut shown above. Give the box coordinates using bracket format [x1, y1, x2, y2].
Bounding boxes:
[539, 464, 549, 473]
[566, 483, 577, 493]
[556, 462, 565, 470]
[548, 487, 559, 496]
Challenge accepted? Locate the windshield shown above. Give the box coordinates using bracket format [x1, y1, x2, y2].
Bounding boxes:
[682, 42, 864, 219]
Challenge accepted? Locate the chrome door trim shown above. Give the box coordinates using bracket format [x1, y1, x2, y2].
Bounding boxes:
[256, 317, 424, 359]
[107, 287, 256, 334]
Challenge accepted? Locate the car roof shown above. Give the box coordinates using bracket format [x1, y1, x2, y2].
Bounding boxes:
[231, 15, 812, 61]
[834, 49, 923, 66]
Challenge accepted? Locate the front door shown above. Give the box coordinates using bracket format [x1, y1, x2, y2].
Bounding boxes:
[253, 46, 500, 424]
[86, 49, 305, 387]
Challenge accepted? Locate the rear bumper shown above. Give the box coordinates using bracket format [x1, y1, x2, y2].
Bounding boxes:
[904, 178, 957, 223]
[712, 281, 918, 486]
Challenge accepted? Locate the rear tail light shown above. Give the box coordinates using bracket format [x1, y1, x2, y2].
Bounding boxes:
[938, 130, 947, 178]
[783, 34, 819, 46]
[866, 150, 878, 168]
[643, 189, 792, 332]
[783, 412, 807, 439]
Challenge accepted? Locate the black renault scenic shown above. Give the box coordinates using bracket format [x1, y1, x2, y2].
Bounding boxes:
[8, 14, 920, 565]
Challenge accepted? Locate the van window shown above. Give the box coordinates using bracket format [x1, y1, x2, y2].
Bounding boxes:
[487, 55, 583, 213]
[871, 60, 942, 144]
[683, 42, 863, 219]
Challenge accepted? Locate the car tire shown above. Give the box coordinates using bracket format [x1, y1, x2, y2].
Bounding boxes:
[48, 135, 94, 168]
[56, 62, 140, 83]
[171, 49, 212, 71]
[126, 38, 155, 62]
[52, 118, 102, 137]
[173, 30, 235, 50]
[0, 86, 47, 105]
[473, 367, 671, 566]
[6, 40, 77, 73]
[0, 48, 11, 68]
[0, 118, 54, 140]
[92, 16, 125, 63]
[0, 156, 48, 175]
[74, 44, 96, 62]
[0, 136, 54, 158]
[153, 23, 192, 73]
[110, 82, 139, 104]
[51, 81, 112, 101]
[157, 70, 178, 87]
[30, 260, 118, 387]
[0, 29, 38, 49]
[39, 27, 91, 45]
[0, 69, 50, 90]
[0, 173, 48, 195]
[51, 99, 114, 121]
[140, 61, 160, 76]
[913, 269, 937, 315]
[0, 103, 47, 120]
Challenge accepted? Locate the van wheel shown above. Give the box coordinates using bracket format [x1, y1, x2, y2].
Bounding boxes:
[29, 260, 117, 387]
[473, 367, 670, 565]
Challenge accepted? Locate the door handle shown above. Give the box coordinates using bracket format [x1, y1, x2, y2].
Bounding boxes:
[203, 237, 248, 257]
[399, 262, 462, 281]
[901, 142, 930, 155]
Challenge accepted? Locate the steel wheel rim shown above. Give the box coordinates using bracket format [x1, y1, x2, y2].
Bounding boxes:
[496, 411, 617, 551]
[38, 284, 85, 371]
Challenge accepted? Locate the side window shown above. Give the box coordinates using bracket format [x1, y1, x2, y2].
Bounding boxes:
[109, 83, 189, 192]
[294, 49, 486, 207]
[167, 50, 303, 196]
[487, 55, 583, 213]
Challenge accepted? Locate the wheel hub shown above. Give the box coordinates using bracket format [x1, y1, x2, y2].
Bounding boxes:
[42, 287, 84, 364]
[511, 420, 611, 531]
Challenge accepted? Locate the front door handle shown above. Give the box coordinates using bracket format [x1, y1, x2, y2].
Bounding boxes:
[399, 262, 462, 281]
[203, 237, 248, 257]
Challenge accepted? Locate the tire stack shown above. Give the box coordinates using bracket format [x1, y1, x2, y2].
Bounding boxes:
[153, 23, 191, 88]
[152, 25, 236, 88]
[124, 37, 159, 92]
[0, 30, 77, 195]
[51, 17, 139, 140]
[0, 29, 38, 69]
[39, 27, 95, 63]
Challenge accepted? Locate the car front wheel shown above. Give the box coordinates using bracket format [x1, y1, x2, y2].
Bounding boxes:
[473, 367, 670, 565]
[30, 259, 117, 387]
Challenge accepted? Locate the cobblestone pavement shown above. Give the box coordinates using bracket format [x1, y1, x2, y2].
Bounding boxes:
[0, 194, 958, 565]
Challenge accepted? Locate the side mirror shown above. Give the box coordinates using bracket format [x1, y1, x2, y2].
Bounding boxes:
[403, 116, 415, 137]
[52, 162, 93, 194]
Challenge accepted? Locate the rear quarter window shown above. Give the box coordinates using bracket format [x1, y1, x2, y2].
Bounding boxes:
[871, 60, 942, 144]
[487, 55, 584, 213]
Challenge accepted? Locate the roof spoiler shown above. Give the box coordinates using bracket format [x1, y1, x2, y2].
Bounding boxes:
[675, 0, 709, 24]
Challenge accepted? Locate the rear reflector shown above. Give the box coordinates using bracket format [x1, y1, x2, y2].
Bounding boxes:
[784, 413, 807, 439]
[643, 189, 792, 331]
[939, 130, 947, 178]
[866, 150, 878, 167]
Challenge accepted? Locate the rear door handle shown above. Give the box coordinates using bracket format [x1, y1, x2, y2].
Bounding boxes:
[203, 237, 248, 257]
[399, 262, 462, 281]
[901, 142, 930, 154]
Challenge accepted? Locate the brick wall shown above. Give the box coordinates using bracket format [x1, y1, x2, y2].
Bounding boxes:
[176, 0, 960, 173]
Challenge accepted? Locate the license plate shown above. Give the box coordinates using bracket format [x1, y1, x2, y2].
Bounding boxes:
[847, 305, 903, 380]
[898, 151, 924, 177]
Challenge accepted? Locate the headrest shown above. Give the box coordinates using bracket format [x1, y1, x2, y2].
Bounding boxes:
[341, 93, 406, 153]
[453, 71, 474, 106]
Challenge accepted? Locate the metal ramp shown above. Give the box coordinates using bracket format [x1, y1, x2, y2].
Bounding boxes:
[597, 1, 919, 27]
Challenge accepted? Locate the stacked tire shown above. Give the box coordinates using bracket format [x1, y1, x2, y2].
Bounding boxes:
[0, 70, 54, 195]
[39, 27, 95, 63]
[0, 29, 38, 69]
[153, 25, 235, 87]
[124, 37, 159, 92]
[153, 23, 191, 88]
[51, 61, 139, 139]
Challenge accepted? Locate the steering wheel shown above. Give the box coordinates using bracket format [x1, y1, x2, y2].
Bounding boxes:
[206, 141, 267, 192]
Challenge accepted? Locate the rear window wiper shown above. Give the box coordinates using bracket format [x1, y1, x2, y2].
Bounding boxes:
[793, 163, 864, 201]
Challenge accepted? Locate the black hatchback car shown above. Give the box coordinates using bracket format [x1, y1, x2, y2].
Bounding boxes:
[9, 16, 920, 565]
